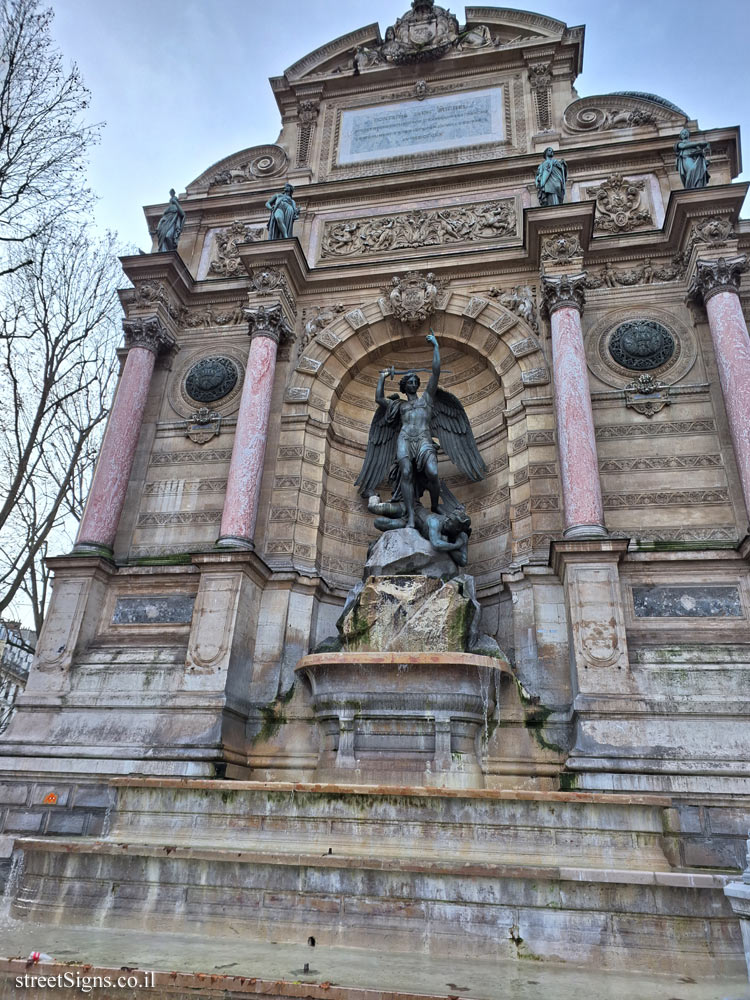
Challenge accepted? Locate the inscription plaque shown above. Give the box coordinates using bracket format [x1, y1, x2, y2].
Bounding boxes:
[113, 596, 196, 625]
[632, 585, 742, 618]
[338, 87, 504, 165]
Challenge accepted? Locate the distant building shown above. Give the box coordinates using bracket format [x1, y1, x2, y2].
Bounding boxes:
[0, 621, 33, 735]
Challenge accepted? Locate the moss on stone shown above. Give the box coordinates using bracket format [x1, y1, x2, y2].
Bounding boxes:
[559, 772, 579, 791]
[631, 539, 735, 553]
[513, 678, 564, 754]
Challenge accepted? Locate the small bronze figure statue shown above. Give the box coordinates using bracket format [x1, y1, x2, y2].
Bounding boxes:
[156, 188, 185, 253]
[674, 128, 710, 189]
[356, 332, 485, 538]
[535, 147, 567, 206]
[266, 183, 299, 240]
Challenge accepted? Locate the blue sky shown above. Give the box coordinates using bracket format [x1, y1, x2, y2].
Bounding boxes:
[51, 0, 750, 248]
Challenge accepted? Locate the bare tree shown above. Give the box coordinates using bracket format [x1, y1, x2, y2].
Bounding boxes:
[0, 0, 123, 631]
[0, 224, 122, 631]
[0, 0, 99, 277]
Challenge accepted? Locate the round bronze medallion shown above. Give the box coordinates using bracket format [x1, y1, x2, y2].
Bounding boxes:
[185, 356, 239, 403]
[608, 320, 675, 372]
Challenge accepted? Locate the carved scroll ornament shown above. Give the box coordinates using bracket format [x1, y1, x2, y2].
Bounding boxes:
[209, 222, 264, 277]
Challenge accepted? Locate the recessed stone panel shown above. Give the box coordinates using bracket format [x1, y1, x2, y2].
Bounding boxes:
[112, 595, 196, 625]
[632, 585, 742, 618]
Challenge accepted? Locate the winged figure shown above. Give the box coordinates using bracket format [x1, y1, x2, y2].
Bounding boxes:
[355, 333, 486, 530]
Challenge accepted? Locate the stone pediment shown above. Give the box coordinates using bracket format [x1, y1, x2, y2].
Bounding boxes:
[563, 92, 688, 134]
[464, 7, 568, 41]
[283, 24, 380, 81]
[186, 144, 289, 193]
[281, 4, 577, 82]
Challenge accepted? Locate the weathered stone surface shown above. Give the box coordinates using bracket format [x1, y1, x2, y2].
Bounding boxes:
[338, 574, 479, 653]
[364, 528, 459, 579]
[632, 585, 742, 618]
[112, 595, 195, 625]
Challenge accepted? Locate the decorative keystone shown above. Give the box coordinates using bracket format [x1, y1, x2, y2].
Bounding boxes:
[541, 272, 587, 317]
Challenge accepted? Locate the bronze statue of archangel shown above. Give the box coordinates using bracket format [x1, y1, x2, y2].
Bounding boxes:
[355, 333, 486, 543]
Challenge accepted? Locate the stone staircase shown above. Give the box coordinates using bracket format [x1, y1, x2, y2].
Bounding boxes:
[5, 779, 744, 977]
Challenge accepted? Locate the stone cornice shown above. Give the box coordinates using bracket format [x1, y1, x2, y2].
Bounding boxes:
[549, 537, 629, 578]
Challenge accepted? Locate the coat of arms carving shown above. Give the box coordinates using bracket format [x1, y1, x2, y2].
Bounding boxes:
[185, 408, 222, 444]
[388, 271, 444, 327]
[354, 0, 493, 69]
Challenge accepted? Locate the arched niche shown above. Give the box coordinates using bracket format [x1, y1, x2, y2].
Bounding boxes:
[269, 292, 551, 594]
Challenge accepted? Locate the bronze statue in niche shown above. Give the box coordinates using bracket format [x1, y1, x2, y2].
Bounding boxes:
[356, 332, 485, 549]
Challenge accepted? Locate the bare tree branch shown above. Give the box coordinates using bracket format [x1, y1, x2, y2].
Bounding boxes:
[0, 2, 122, 630]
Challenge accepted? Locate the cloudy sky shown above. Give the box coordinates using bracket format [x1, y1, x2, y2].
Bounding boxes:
[50, 0, 750, 249]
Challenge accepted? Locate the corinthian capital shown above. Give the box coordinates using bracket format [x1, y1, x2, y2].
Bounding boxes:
[122, 315, 176, 356]
[541, 272, 587, 318]
[688, 255, 748, 304]
[244, 302, 293, 344]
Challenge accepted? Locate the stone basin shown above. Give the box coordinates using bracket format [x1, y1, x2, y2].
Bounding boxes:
[295, 651, 511, 788]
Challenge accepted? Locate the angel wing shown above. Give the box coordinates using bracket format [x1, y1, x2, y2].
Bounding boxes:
[355, 396, 400, 497]
[430, 388, 486, 482]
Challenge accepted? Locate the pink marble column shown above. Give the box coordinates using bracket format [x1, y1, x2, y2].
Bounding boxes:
[542, 273, 606, 538]
[218, 304, 292, 549]
[692, 255, 750, 524]
[76, 317, 175, 553]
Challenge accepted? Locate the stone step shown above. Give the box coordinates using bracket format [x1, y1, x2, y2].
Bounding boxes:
[105, 779, 676, 871]
[7, 836, 740, 976]
[2, 929, 747, 1000]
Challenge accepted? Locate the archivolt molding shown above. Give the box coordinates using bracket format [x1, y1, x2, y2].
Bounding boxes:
[285, 295, 548, 415]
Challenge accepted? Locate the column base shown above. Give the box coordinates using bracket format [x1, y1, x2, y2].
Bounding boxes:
[215, 535, 255, 551]
[562, 523, 608, 540]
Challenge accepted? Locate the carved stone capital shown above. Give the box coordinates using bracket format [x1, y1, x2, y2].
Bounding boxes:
[244, 303, 293, 345]
[122, 315, 176, 356]
[541, 273, 587, 318]
[688, 255, 748, 304]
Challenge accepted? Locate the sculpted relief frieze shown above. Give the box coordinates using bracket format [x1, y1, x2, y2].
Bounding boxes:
[585, 254, 687, 289]
[319, 199, 516, 259]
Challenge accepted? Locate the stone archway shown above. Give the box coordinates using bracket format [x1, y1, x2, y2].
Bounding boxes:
[266, 290, 555, 593]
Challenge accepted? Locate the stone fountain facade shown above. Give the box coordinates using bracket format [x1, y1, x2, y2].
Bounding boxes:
[1, 1, 750, 986]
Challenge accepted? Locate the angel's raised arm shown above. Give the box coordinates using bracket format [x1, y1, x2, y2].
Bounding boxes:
[375, 369, 389, 408]
[425, 331, 440, 398]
